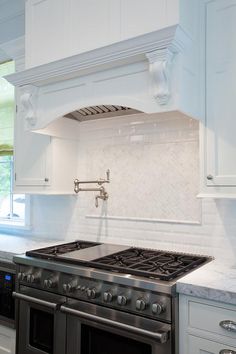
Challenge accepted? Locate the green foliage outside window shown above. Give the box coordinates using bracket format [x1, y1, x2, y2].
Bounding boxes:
[0, 61, 18, 219]
[0, 156, 11, 197]
[0, 60, 25, 221]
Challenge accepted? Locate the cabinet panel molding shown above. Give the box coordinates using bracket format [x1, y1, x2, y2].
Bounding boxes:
[179, 295, 236, 354]
[202, 0, 236, 193]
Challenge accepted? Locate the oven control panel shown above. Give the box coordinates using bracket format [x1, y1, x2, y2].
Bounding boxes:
[0, 270, 15, 320]
[17, 265, 171, 321]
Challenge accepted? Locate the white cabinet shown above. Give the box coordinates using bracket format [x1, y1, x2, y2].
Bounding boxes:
[14, 89, 78, 194]
[200, 0, 236, 197]
[0, 325, 15, 354]
[188, 335, 236, 354]
[14, 101, 52, 188]
[14, 109, 79, 194]
[179, 295, 236, 354]
[13, 73, 78, 195]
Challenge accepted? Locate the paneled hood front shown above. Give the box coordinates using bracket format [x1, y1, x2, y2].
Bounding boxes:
[5, 24, 201, 139]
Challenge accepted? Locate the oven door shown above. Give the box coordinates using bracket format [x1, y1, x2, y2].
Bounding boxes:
[13, 286, 66, 354]
[61, 299, 172, 354]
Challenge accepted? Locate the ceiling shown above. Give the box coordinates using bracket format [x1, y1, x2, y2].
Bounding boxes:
[0, 0, 25, 45]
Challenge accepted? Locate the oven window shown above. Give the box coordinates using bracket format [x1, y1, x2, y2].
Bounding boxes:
[30, 308, 54, 353]
[81, 324, 151, 354]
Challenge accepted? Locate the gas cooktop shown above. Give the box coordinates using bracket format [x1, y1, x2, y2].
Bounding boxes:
[26, 240, 209, 281]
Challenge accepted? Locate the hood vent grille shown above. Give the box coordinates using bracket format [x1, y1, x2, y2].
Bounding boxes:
[64, 105, 141, 122]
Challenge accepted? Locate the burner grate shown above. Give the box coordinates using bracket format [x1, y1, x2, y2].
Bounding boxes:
[90, 248, 208, 281]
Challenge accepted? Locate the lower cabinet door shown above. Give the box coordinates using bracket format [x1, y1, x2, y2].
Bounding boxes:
[0, 325, 15, 354]
[189, 335, 236, 354]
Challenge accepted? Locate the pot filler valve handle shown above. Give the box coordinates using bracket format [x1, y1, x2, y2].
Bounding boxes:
[74, 179, 80, 194]
[74, 169, 110, 208]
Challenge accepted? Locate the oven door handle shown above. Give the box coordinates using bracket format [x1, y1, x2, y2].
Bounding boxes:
[60, 305, 169, 344]
[12, 292, 60, 310]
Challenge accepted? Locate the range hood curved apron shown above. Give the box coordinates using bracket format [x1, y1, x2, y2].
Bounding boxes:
[5, 25, 200, 138]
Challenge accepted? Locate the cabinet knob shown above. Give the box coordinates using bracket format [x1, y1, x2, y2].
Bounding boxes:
[44, 178, 49, 182]
[219, 320, 236, 333]
[207, 174, 213, 180]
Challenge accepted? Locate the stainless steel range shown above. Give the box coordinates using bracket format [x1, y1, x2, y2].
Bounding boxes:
[13, 241, 211, 354]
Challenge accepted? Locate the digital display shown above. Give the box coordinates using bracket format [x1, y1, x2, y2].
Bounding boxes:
[5, 275, 11, 281]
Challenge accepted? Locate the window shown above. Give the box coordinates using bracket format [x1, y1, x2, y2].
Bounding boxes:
[0, 60, 27, 227]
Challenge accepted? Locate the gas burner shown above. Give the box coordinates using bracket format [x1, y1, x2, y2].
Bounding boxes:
[92, 247, 208, 281]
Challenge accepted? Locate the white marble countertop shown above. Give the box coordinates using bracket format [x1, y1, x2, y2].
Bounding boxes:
[177, 259, 236, 305]
[0, 233, 62, 262]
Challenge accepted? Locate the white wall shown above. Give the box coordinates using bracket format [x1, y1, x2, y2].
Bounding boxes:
[22, 114, 236, 263]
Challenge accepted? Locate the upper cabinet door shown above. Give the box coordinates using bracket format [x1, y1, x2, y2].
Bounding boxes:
[14, 103, 51, 188]
[205, 0, 236, 186]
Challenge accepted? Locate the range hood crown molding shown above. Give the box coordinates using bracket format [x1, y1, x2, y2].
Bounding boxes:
[5, 25, 190, 88]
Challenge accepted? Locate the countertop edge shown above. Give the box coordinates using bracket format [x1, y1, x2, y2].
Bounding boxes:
[176, 259, 236, 306]
[176, 282, 236, 306]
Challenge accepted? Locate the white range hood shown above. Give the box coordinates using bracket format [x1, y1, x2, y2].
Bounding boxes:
[5, 24, 200, 139]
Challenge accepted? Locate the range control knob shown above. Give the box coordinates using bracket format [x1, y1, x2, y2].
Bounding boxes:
[62, 283, 71, 293]
[103, 291, 113, 303]
[117, 295, 127, 306]
[44, 278, 57, 289]
[26, 271, 41, 284]
[136, 298, 147, 311]
[152, 302, 165, 315]
[62, 280, 77, 293]
[17, 272, 26, 281]
[86, 288, 97, 299]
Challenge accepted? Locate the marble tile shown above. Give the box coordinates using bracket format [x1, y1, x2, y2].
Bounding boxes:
[177, 260, 236, 305]
[0, 233, 63, 261]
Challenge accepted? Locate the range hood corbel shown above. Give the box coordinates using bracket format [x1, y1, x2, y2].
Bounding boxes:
[146, 48, 175, 106]
[20, 85, 38, 129]
[5, 24, 201, 139]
